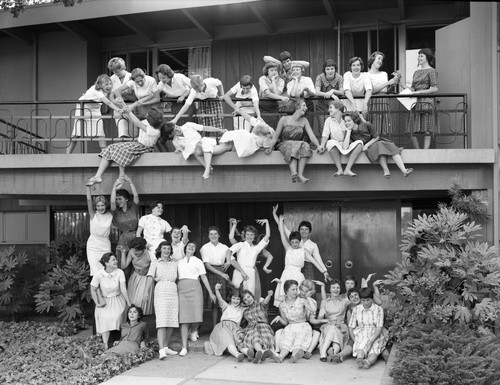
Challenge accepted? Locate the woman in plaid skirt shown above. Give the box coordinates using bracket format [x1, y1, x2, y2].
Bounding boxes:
[86, 106, 170, 186]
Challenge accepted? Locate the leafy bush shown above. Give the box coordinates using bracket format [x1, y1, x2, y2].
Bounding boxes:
[381, 182, 500, 340]
[35, 255, 91, 321]
[391, 325, 500, 385]
[0, 246, 35, 319]
[0, 321, 155, 385]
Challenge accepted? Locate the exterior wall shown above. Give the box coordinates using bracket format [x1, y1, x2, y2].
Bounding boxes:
[0, 36, 33, 102]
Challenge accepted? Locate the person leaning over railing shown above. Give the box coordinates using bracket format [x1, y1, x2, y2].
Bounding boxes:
[263, 51, 310, 93]
[343, 57, 373, 118]
[258, 61, 289, 128]
[315, 59, 344, 132]
[223, 75, 262, 131]
[170, 75, 225, 130]
[67, 74, 123, 154]
[400, 48, 439, 150]
[108, 57, 136, 138]
[286, 62, 316, 128]
[113, 68, 161, 121]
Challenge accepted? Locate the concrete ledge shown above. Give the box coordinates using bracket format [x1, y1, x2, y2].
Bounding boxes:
[0, 149, 495, 169]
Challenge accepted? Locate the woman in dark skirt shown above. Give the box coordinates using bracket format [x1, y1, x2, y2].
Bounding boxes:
[345, 112, 414, 178]
[104, 305, 148, 355]
[86, 107, 172, 186]
[177, 242, 216, 356]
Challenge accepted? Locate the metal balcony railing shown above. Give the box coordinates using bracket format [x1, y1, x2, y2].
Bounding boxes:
[0, 94, 468, 154]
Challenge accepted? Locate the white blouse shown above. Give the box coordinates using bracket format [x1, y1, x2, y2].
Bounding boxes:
[177, 256, 206, 280]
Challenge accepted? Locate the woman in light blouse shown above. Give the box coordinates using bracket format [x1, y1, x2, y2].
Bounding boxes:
[343, 57, 372, 118]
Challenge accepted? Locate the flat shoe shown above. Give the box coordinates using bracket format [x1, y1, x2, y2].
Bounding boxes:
[320, 356, 327, 362]
[332, 353, 343, 363]
[179, 348, 188, 357]
[290, 349, 304, 363]
[246, 348, 255, 361]
[86, 176, 102, 186]
[362, 359, 371, 369]
[253, 350, 263, 364]
[291, 173, 298, 183]
[384, 172, 391, 179]
[304, 351, 312, 360]
[237, 353, 245, 362]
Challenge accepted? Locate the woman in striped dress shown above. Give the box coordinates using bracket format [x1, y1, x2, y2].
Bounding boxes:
[86, 106, 169, 186]
[146, 241, 179, 360]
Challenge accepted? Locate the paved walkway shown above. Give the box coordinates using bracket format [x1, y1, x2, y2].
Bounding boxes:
[100, 344, 387, 385]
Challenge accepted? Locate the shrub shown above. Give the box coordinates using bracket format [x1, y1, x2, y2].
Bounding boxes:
[391, 325, 500, 385]
[0, 246, 35, 320]
[0, 321, 155, 385]
[381, 182, 500, 340]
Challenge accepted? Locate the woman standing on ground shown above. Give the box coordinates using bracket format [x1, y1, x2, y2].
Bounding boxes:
[146, 241, 179, 360]
[177, 242, 216, 356]
[90, 253, 131, 349]
[85, 187, 113, 276]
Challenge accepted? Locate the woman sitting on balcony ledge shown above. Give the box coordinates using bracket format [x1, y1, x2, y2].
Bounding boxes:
[86, 107, 169, 186]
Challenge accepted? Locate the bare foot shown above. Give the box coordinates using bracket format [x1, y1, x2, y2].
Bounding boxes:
[333, 170, 343, 177]
[344, 170, 357, 177]
[202, 170, 210, 179]
[297, 175, 309, 183]
[403, 168, 414, 177]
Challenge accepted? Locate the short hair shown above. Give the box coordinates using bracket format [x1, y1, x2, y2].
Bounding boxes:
[127, 304, 144, 322]
[347, 288, 360, 300]
[161, 122, 175, 140]
[262, 61, 280, 76]
[155, 241, 172, 259]
[146, 106, 164, 129]
[128, 237, 147, 251]
[184, 241, 197, 253]
[208, 226, 220, 234]
[241, 289, 254, 299]
[190, 75, 204, 89]
[108, 57, 126, 72]
[323, 59, 338, 74]
[343, 111, 362, 125]
[291, 62, 305, 74]
[94, 74, 112, 91]
[289, 231, 301, 242]
[99, 252, 115, 267]
[229, 289, 242, 301]
[291, 98, 305, 111]
[149, 200, 163, 210]
[156, 64, 174, 78]
[298, 221, 312, 232]
[348, 56, 364, 71]
[243, 225, 259, 239]
[115, 189, 131, 200]
[284, 279, 299, 294]
[367, 51, 385, 70]
[299, 279, 315, 294]
[329, 279, 342, 293]
[419, 48, 436, 68]
[279, 51, 292, 62]
[130, 68, 146, 80]
[93, 195, 108, 209]
[344, 275, 358, 287]
[329, 100, 345, 112]
[360, 287, 374, 299]
[239, 75, 253, 87]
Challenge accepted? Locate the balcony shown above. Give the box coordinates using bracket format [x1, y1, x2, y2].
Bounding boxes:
[0, 94, 493, 199]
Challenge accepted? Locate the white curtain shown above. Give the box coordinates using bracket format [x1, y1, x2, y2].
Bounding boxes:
[188, 46, 211, 78]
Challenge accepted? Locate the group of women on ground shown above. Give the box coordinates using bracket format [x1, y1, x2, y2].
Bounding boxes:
[75, 49, 437, 185]
[86, 190, 389, 368]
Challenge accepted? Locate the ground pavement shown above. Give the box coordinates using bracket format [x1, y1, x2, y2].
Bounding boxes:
[99, 334, 388, 385]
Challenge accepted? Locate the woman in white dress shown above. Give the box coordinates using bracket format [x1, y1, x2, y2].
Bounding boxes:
[85, 186, 113, 276]
[227, 219, 270, 296]
[136, 201, 172, 256]
[343, 57, 373, 118]
[319, 100, 364, 177]
[90, 252, 131, 349]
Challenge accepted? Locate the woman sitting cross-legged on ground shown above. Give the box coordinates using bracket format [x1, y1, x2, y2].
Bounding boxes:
[104, 305, 148, 355]
[266, 99, 323, 183]
[146, 241, 179, 360]
[348, 288, 389, 369]
[86, 106, 170, 186]
[316, 279, 351, 362]
[270, 279, 316, 363]
[239, 289, 276, 364]
[343, 112, 414, 178]
[166, 121, 226, 179]
[204, 283, 246, 361]
[90, 253, 131, 349]
[320, 101, 364, 177]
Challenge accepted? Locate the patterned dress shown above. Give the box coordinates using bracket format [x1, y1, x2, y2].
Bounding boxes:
[138, 214, 172, 255]
[319, 296, 350, 351]
[241, 299, 275, 350]
[276, 116, 312, 163]
[279, 297, 313, 352]
[147, 259, 179, 328]
[406, 67, 439, 134]
[348, 303, 388, 357]
[350, 123, 403, 164]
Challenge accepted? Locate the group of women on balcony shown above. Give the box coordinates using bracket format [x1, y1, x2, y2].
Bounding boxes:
[86, 191, 389, 368]
[80, 49, 438, 185]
